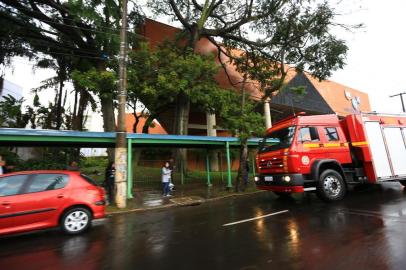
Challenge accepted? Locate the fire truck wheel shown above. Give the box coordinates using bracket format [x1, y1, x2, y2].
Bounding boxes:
[399, 180, 406, 187]
[317, 169, 346, 202]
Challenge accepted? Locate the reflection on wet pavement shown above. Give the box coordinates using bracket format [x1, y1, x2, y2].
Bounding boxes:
[1, 182, 406, 269]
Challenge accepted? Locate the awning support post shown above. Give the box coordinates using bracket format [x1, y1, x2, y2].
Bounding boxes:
[206, 150, 212, 187]
[226, 142, 232, 188]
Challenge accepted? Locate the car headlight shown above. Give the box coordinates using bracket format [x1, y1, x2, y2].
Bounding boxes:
[283, 176, 291, 182]
[254, 176, 259, 182]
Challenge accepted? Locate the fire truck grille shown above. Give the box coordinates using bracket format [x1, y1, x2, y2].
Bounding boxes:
[259, 158, 284, 169]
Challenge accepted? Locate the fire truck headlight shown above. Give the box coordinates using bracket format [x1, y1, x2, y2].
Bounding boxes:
[283, 176, 291, 182]
[254, 176, 259, 182]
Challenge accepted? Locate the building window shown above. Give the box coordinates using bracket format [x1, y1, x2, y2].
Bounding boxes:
[324, 127, 339, 141]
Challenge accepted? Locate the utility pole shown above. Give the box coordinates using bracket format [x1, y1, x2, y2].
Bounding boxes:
[389, 92, 406, 113]
[115, 0, 128, 208]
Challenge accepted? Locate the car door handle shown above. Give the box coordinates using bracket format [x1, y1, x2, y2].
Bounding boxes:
[57, 194, 64, 198]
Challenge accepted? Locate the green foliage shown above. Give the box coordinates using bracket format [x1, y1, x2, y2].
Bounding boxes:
[16, 159, 66, 171]
[4, 148, 72, 171]
[0, 16, 33, 69]
[81, 156, 109, 169]
[0, 94, 29, 128]
[71, 68, 117, 102]
[218, 92, 265, 140]
[0, 148, 20, 166]
[22, 94, 69, 130]
[126, 41, 229, 131]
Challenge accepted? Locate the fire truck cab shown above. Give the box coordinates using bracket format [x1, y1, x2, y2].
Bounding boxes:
[255, 112, 406, 201]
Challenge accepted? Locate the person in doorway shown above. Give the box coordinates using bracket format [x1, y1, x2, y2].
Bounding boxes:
[0, 155, 6, 175]
[104, 162, 116, 204]
[65, 161, 80, 171]
[162, 161, 172, 197]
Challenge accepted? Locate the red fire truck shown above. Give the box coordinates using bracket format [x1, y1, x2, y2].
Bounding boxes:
[255, 112, 406, 201]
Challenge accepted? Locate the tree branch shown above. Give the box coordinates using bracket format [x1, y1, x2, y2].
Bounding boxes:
[168, 0, 191, 30]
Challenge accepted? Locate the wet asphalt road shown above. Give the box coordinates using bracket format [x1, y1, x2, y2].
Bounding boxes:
[2, 183, 406, 270]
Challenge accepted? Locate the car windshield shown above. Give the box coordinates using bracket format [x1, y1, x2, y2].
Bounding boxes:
[259, 126, 296, 153]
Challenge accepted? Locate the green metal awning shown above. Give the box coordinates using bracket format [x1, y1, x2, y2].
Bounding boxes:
[0, 128, 274, 199]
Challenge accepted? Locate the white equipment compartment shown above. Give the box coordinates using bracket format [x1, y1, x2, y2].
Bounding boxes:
[383, 127, 406, 176]
[364, 121, 392, 179]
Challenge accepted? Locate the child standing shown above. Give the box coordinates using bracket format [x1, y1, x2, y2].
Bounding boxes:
[162, 161, 172, 197]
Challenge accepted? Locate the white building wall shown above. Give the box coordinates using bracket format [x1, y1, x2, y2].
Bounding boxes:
[81, 113, 108, 157]
[0, 79, 23, 101]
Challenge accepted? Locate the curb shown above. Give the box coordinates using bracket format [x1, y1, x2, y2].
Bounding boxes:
[106, 190, 266, 216]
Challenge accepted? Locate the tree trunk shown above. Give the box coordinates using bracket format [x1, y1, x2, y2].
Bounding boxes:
[72, 87, 79, 129]
[100, 95, 116, 162]
[142, 114, 156, 134]
[55, 63, 66, 130]
[174, 93, 190, 135]
[100, 96, 116, 132]
[71, 86, 90, 131]
[171, 24, 202, 175]
[55, 80, 64, 129]
[174, 93, 190, 174]
[132, 112, 140, 133]
[235, 138, 248, 192]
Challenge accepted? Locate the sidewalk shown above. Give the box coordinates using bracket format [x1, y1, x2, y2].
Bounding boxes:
[106, 183, 264, 214]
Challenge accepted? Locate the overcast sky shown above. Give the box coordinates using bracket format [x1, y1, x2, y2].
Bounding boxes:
[4, 0, 406, 114]
[330, 0, 406, 113]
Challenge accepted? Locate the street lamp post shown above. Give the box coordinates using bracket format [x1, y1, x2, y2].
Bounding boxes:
[115, 0, 128, 209]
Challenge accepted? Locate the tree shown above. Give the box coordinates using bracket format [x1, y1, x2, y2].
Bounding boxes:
[126, 41, 227, 133]
[0, 0, 143, 133]
[148, 0, 354, 137]
[215, 82, 264, 191]
[31, 56, 72, 130]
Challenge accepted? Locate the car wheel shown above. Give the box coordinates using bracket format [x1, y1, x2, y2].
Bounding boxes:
[399, 180, 406, 187]
[61, 207, 92, 235]
[316, 169, 346, 202]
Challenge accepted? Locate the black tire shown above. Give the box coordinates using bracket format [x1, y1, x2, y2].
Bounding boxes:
[399, 180, 406, 187]
[61, 207, 92, 235]
[316, 169, 346, 202]
[273, 191, 292, 197]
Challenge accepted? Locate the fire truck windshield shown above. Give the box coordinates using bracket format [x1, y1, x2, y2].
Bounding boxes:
[259, 126, 296, 153]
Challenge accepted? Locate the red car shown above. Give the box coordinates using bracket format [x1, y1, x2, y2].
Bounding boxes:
[0, 170, 106, 236]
